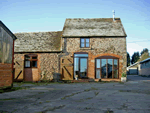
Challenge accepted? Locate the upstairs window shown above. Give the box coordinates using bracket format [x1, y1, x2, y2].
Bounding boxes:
[25, 55, 38, 68]
[80, 38, 90, 48]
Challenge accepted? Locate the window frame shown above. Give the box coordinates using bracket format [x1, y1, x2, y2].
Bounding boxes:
[80, 38, 90, 48]
[24, 55, 38, 68]
[95, 56, 119, 79]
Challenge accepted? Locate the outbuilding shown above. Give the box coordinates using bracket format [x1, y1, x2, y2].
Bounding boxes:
[0, 21, 17, 88]
[139, 57, 150, 76]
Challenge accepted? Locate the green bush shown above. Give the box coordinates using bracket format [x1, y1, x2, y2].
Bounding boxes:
[122, 73, 127, 77]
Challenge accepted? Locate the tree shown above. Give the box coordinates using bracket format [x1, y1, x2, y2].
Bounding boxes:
[127, 52, 130, 67]
[141, 48, 149, 56]
[131, 52, 140, 64]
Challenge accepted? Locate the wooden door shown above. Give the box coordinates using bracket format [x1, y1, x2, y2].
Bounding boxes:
[14, 59, 24, 81]
[24, 55, 38, 82]
[60, 57, 73, 80]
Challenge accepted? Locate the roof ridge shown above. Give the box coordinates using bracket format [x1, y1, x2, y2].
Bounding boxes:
[14, 31, 62, 34]
[66, 18, 120, 20]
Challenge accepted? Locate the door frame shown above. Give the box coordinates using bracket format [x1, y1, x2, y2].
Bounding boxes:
[73, 52, 88, 79]
[79, 57, 88, 79]
[24, 54, 38, 81]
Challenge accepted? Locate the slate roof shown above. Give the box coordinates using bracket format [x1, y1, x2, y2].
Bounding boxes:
[14, 31, 62, 52]
[62, 18, 127, 37]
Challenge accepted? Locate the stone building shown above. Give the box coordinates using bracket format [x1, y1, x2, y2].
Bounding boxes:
[14, 31, 62, 81]
[0, 21, 17, 88]
[14, 18, 127, 82]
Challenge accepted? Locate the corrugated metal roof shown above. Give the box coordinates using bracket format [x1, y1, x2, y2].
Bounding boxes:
[0, 21, 17, 40]
[127, 62, 139, 68]
[140, 57, 150, 64]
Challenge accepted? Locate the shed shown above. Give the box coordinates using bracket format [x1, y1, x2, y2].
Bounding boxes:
[0, 21, 17, 88]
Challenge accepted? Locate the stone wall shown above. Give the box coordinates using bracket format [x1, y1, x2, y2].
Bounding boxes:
[61, 37, 127, 80]
[14, 53, 60, 81]
[14, 37, 127, 81]
[38, 53, 60, 80]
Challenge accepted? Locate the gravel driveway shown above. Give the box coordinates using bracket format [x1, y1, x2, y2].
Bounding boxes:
[0, 80, 150, 113]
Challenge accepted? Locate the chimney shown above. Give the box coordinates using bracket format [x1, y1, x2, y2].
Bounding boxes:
[112, 10, 115, 21]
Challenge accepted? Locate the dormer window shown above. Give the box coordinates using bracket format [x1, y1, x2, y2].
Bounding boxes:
[80, 38, 90, 48]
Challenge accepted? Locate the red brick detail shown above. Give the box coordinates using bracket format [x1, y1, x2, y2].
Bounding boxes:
[0, 63, 12, 87]
[94, 78, 121, 82]
[37, 54, 41, 81]
[24, 68, 39, 82]
[72, 52, 123, 81]
[12, 40, 14, 84]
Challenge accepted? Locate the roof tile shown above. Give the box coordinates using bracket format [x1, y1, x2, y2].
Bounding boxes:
[62, 18, 127, 37]
[14, 31, 62, 52]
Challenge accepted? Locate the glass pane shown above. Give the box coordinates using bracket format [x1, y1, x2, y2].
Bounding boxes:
[80, 58, 87, 78]
[32, 61, 37, 67]
[114, 69, 118, 78]
[74, 58, 79, 78]
[86, 38, 89, 42]
[25, 61, 30, 67]
[86, 42, 89, 47]
[114, 59, 118, 68]
[32, 56, 37, 59]
[74, 54, 88, 57]
[81, 43, 84, 47]
[81, 38, 84, 43]
[96, 69, 101, 79]
[108, 59, 113, 78]
[25, 56, 30, 60]
[101, 59, 106, 78]
[96, 59, 100, 68]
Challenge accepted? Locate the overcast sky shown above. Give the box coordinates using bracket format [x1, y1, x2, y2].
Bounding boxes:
[1, 0, 150, 57]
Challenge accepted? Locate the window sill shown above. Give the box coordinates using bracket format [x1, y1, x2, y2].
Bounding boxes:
[80, 47, 91, 50]
[101, 78, 120, 82]
[25, 67, 37, 68]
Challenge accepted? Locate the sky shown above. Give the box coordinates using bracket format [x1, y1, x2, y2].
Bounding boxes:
[1, 0, 150, 57]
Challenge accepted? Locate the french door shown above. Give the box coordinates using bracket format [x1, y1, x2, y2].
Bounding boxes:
[74, 53, 88, 79]
[79, 58, 88, 78]
[95, 56, 119, 79]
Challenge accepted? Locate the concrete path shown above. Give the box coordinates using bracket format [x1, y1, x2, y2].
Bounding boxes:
[0, 81, 150, 113]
